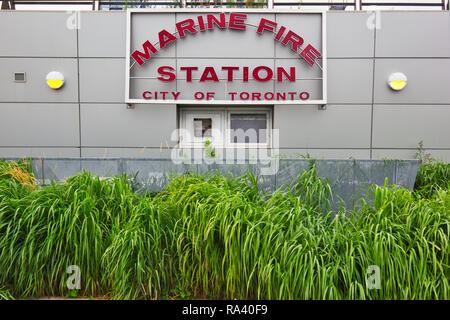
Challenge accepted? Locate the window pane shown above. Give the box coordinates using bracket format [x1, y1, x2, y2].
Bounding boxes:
[230, 113, 267, 143]
[194, 118, 212, 137]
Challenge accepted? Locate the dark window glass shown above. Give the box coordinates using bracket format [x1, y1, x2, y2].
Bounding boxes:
[230, 113, 267, 143]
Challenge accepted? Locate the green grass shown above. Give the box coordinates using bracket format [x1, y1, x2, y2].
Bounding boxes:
[0, 287, 14, 300]
[0, 159, 448, 300]
[414, 160, 450, 199]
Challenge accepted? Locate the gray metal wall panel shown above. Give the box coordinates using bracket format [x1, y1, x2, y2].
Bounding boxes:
[0, 12, 77, 57]
[0, 58, 78, 103]
[372, 149, 450, 162]
[273, 104, 372, 148]
[79, 58, 125, 103]
[0, 103, 79, 147]
[78, 12, 126, 57]
[80, 104, 176, 147]
[327, 59, 373, 103]
[376, 12, 450, 58]
[372, 105, 450, 149]
[326, 12, 375, 58]
[81, 147, 173, 158]
[0, 147, 80, 158]
[276, 148, 371, 159]
[373, 58, 450, 104]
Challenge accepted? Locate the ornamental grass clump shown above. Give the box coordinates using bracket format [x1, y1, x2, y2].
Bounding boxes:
[0, 169, 138, 297]
[0, 159, 36, 191]
[414, 160, 450, 199]
[0, 286, 14, 300]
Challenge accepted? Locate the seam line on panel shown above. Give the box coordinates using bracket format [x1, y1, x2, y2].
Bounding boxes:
[369, 18, 377, 160]
[77, 26, 82, 158]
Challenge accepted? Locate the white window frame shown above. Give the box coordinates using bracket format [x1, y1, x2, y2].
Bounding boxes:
[179, 107, 272, 149]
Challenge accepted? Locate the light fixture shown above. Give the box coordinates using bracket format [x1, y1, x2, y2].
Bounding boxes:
[388, 72, 407, 91]
[46, 71, 64, 89]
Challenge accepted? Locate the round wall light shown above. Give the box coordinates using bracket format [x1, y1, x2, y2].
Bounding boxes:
[388, 72, 407, 91]
[46, 71, 65, 89]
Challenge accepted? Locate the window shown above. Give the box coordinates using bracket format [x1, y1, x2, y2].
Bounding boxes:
[179, 107, 272, 148]
[230, 113, 268, 144]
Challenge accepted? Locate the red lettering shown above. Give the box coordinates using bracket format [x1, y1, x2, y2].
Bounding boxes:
[206, 92, 215, 100]
[252, 92, 262, 100]
[194, 92, 205, 100]
[206, 13, 227, 30]
[131, 40, 158, 66]
[200, 67, 219, 82]
[172, 92, 181, 100]
[197, 15, 206, 32]
[240, 92, 250, 100]
[143, 91, 152, 99]
[277, 67, 295, 82]
[264, 92, 274, 100]
[158, 30, 177, 49]
[180, 67, 198, 82]
[222, 66, 239, 81]
[281, 30, 304, 53]
[299, 92, 310, 100]
[176, 19, 197, 38]
[276, 92, 286, 100]
[275, 26, 286, 41]
[243, 67, 249, 82]
[300, 44, 321, 66]
[257, 18, 277, 34]
[253, 66, 273, 82]
[229, 92, 237, 100]
[229, 13, 247, 30]
[157, 66, 176, 82]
